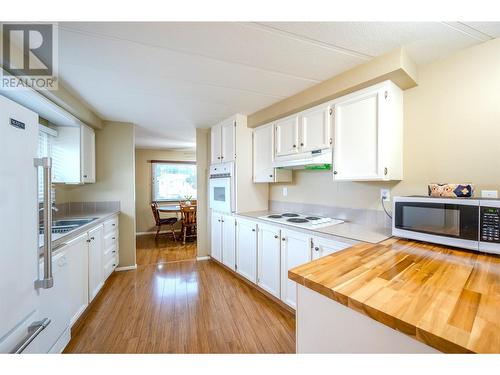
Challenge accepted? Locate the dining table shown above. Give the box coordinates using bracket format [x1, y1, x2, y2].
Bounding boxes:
[157, 205, 197, 220]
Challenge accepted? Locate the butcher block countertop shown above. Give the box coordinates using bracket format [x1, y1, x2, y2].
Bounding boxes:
[289, 238, 500, 353]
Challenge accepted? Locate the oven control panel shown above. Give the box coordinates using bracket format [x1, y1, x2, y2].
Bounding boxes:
[480, 206, 500, 243]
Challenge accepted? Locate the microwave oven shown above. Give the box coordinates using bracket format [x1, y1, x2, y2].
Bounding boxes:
[392, 196, 500, 255]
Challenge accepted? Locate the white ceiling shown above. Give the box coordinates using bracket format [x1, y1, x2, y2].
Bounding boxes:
[57, 22, 500, 149]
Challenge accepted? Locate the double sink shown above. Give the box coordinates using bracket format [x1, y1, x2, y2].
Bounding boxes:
[39, 218, 98, 235]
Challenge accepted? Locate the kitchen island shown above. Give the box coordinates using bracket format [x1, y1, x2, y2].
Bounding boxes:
[289, 238, 500, 353]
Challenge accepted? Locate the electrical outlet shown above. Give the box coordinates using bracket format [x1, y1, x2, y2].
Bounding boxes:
[282, 187, 288, 197]
[380, 188, 390, 202]
[481, 190, 498, 198]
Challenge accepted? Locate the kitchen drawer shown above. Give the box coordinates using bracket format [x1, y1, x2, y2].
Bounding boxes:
[104, 216, 118, 235]
[103, 244, 118, 264]
[104, 231, 118, 250]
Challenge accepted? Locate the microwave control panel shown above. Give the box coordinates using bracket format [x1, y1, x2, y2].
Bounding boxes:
[480, 206, 500, 243]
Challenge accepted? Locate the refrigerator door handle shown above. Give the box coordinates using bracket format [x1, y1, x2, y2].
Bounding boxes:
[11, 318, 51, 354]
[34, 157, 54, 289]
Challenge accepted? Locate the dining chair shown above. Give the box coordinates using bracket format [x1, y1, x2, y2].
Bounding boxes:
[180, 205, 197, 245]
[151, 202, 178, 241]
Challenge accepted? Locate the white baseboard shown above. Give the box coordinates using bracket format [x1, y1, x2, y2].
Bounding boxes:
[196, 256, 210, 261]
[115, 264, 137, 272]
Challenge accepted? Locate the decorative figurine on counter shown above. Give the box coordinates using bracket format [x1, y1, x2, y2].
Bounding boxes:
[428, 183, 474, 198]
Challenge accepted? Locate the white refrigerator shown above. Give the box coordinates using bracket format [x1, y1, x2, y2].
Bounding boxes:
[0, 94, 71, 354]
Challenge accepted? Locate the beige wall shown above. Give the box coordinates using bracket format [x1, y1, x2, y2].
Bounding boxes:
[196, 129, 210, 257]
[135, 148, 196, 233]
[270, 38, 500, 211]
[248, 47, 417, 127]
[57, 122, 137, 267]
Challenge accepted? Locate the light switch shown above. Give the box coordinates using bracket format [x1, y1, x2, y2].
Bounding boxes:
[282, 187, 288, 197]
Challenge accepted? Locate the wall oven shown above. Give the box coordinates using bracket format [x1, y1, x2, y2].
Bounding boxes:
[393, 196, 500, 255]
[209, 162, 235, 214]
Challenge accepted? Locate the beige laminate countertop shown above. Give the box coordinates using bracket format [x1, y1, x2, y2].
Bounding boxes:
[237, 210, 391, 244]
[39, 210, 120, 255]
[289, 237, 500, 353]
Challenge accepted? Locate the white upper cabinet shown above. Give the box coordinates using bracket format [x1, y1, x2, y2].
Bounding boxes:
[253, 124, 292, 183]
[53, 124, 96, 184]
[211, 118, 235, 164]
[220, 119, 236, 163]
[257, 223, 281, 298]
[299, 103, 332, 152]
[81, 125, 95, 183]
[275, 115, 299, 157]
[210, 125, 222, 164]
[274, 103, 332, 163]
[332, 80, 403, 181]
[235, 218, 257, 283]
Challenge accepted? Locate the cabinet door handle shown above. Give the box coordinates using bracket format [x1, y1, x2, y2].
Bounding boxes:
[83, 175, 88, 178]
[221, 156, 224, 159]
[333, 171, 338, 175]
[292, 144, 297, 148]
[274, 235, 279, 239]
[252, 229, 256, 232]
[112, 223, 116, 226]
[314, 247, 319, 251]
[282, 238, 286, 241]
[112, 237, 116, 240]
[112, 250, 116, 253]
[269, 174, 273, 178]
[91, 237, 95, 241]
[300, 142, 304, 147]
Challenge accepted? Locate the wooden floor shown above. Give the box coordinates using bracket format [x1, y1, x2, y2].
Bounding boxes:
[64, 234, 296, 353]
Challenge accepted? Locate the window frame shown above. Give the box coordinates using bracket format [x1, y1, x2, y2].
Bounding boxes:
[150, 160, 197, 203]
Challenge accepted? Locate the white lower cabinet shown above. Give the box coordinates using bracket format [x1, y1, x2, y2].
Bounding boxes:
[66, 233, 89, 326]
[235, 218, 258, 283]
[257, 223, 281, 298]
[209, 215, 355, 311]
[280, 229, 312, 309]
[62, 215, 120, 328]
[311, 236, 351, 260]
[88, 225, 104, 302]
[103, 215, 119, 279]
[211, 211, 223, 262]
[221, 214, 236, 271]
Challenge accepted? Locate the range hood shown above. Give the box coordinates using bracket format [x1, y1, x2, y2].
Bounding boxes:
[274, 149, 332, 169]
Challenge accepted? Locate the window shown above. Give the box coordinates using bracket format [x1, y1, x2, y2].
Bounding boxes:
[151, 161, 197, 202]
